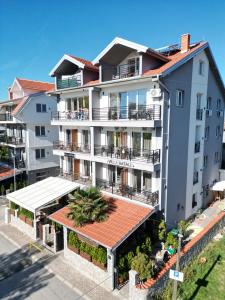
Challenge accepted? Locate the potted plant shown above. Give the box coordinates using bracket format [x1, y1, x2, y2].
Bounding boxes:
[92, 247, 107, 270]
[80, 242, 92, 261]
[68, 231, 80, 254]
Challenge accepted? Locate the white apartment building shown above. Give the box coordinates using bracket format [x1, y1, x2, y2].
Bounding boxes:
[0, 78, 59, 183]
[49, 34, 225, 225]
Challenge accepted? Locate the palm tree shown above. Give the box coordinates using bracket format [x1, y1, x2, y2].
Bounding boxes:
[67, 187, 109, 226]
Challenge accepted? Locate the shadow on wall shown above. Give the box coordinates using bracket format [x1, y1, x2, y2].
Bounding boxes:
[0, 244, 56, 299]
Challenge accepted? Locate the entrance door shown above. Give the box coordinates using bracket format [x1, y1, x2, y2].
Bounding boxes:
[72, 129, 78, 144]
[73, 159, 80, 179]
[121, 168, 128, 186]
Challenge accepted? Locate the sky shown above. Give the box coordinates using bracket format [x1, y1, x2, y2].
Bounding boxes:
[0, 0, 225, 99]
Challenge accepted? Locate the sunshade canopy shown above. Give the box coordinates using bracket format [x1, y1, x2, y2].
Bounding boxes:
[7, 176, 81, 213]
[211, 181, 225, 191]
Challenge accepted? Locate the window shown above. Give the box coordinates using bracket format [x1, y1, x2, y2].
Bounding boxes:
[35, 126, 45, 136]
[35, 148, 45, 159]
[206, 97, 212, 110]
[205, 126, 210, 140]
[197, 94, 202, 108]
[216, 125, 221, 138]
[203, 185, 209, 198]
[36, 103, 47, 113]
[217, 99, 221, 110]
[199, 60, 204, 75]
[176, 90, 184, 107]
[192, 193, 197, 208]
[203, 155, 208, 168]
[214, 151, 220, 163]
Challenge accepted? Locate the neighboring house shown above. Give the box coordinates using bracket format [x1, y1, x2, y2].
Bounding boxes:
[0, 78, 60, 184]
[49, 34, 225, 226]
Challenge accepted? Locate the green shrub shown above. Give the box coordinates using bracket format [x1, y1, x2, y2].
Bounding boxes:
[131, 253, 155, 281]
[91, 247, 99, 261]
[19, 208, 34, 220]
[141, 237, 152, 255]
[68, 231, 80, 249]
[126, 251, 134, 269]
[165, 232, 178, 250]
[178, 219, 190, 237]
[98, 247, 107, 264]
[10, 201, 19, 210]
[158, 219, 167, 242]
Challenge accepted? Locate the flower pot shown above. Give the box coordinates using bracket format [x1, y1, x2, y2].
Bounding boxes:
[68, 244, 80, 254]
[80, 251, 92, 262]
[26, 218, 33, 227]
[19, 215, 26, 222]
[92, 259, 107, 270]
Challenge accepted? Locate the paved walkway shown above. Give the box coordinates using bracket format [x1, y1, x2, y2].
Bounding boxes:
[188, 199, 225, 239]
[0, 222, 128, 300]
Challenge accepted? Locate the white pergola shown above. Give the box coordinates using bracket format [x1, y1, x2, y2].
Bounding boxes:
[7, 176, 82, 213]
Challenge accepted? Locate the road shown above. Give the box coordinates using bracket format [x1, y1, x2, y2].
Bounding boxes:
[0, 211, 85, 299]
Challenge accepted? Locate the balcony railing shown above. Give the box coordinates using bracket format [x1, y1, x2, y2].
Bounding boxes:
[56, 75, 81, 90]
[53, 141, 90, 153]
[0, 113, 13, 121]
[96, 178, 159, 206]
[92, 105, 161, 121]
[102, 62, 139, 81]
[194, 141, 200, 153]
[94, 145, 160, 163]
[52, 110, 89, 121]
[59, 170, 91, 184]
[196, 108, 203, 120]
[0, 136, 25, 146]
[193, 171, 199, 184]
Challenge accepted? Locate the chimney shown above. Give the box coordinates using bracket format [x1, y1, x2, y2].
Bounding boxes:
[8, 87, 13, 100]
[181, 33, 190, 53]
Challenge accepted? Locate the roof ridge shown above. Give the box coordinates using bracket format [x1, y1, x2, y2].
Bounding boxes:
[16, 77, 54, 85]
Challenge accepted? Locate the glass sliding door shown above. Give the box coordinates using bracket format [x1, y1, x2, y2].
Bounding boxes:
[143, 132, 152, 158]
[132, 132, 141, 157]
[119, 92, 127, 119]
[143, 172, 152, 191]
[133, 169, 142, 193]
[138, 89, 147, 109]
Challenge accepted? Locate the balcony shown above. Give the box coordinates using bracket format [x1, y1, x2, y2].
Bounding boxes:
[0, 135, 25, 146]
[52, 110, 89, 122]
[102, 62, 139, 81]
[59, 170, 91, 184]
[94, 145, 160, 164]
[92, 105, 161, 121]
[196, 108, 203, 121]
[56, 75, 81, 90]
[53, 141, 90, 153]
[0, 113, 13, 121]
[193, 171, 199, 184]
[96, 178, 159, 206]
[194, 141, 200, 153]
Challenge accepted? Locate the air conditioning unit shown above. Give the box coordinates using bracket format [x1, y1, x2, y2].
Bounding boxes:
[150, 88, 161, 98]
[206, 109, 212, 117]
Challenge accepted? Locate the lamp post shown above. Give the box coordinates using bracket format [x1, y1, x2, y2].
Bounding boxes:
[11, 154, 16, 192]
[172, 231, 183, 300]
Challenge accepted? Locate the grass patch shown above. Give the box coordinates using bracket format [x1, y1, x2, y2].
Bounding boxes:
[154, 236, 225, 300]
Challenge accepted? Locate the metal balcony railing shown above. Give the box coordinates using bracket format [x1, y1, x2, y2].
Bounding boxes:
[59, 170, 91, 184]
[56, 75, 81, 90]
[94, 145, 160, 163]
[51, 110, 89, 121]
[96, 178, 159, 206]
[0, 113, 13, 121]
[193, 171, 199, 184]
[194, 141, 200, 153]
[196, 108, 203, 120]
[0, 136, 25, 145]
[102, 62, 139, 81]
[92, 104, 161, 121]
[53, 141, 90, 153]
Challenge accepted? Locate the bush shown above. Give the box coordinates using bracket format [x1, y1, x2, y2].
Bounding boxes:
[19, 208, 34, 220]
[131, 253, 155, 281]
[141, 237, 152, 255]
[178, 220, 190, 237]
[158, 219, 167, 242]
[10, 201, 19, 210]
[68, 231, 80, 249]
[165, 232, 178, 250]
[98, 247, 107, 264]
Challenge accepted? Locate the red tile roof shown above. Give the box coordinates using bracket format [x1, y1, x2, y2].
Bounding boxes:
[0, 166, 15, 180]
[12, 96, 29, 116]
[67, 55, 99, 72]
[143, 42, 207, 77]
[16, 78, 54, 92]
[49, 196, 153, 249]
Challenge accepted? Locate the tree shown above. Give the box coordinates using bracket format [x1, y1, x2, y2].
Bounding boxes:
[0, 146, 9, 161]
[178, 219, 190, 238]
[131, 253, 155, 281]
[158, 219, 167, 242]
[165, 232, 178, 250]
[141, 236, 152, 255]
[67, 187, 109, 226]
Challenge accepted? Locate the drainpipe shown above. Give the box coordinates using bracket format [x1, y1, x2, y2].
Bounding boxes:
[155, 77, 170, 223]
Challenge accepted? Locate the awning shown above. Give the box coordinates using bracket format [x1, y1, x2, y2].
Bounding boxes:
[7, 177, 82, 213]
[211, 181, 225, 191]
[49, 197, 153, 250]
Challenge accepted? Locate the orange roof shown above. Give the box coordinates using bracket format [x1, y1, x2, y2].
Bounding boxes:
[67, 55, 99, 72]
[12, 96, 29, 116]
[16, 78, 54, 92]
[49, 197, 153, 249]
[0, 166, 15, 180]
[143, 42, 207, 77]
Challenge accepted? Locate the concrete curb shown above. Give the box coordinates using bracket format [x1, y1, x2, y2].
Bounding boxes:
[0, 230, 91, 300]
